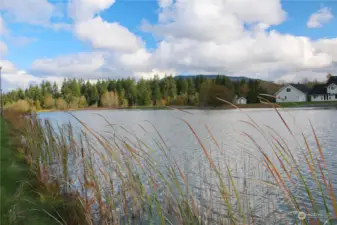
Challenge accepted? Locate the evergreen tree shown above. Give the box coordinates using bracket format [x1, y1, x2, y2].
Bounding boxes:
[137, 78, 152, 106]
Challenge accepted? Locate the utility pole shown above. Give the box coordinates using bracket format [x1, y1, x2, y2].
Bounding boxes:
[0, 66, 3, 116]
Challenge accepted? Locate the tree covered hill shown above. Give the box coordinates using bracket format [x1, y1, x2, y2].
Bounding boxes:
[3, 74, 281, 111]
[173, 75, 257, 82]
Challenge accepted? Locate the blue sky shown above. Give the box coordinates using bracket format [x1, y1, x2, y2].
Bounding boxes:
[1, 0, 337, 91]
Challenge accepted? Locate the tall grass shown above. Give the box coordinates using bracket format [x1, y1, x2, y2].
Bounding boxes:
[3, 100, 336, 225]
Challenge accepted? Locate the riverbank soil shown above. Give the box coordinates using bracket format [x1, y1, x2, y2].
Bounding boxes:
[0, 117, 60, 225]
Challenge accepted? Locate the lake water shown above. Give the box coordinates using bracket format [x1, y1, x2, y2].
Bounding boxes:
[39, 108, 337, 224]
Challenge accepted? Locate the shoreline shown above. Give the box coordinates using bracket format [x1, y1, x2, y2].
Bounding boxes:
[37, 104, 274, 113]
[37, 102, 337, 113]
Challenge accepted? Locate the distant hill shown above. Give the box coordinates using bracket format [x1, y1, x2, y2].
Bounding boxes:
[172, 74, 281, 94]
[174, 75, 258, 82]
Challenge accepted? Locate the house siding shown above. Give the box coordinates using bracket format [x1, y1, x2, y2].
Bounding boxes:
[276, 85, 307, 103]
[236, 98, 247, 104]
[311, 94, 337, 102]
[327, 84, 337, 94]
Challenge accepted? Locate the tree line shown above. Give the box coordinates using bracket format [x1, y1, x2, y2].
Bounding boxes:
[3, 75, 273, 111]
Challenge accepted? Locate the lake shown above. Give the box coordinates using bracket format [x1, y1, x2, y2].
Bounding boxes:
[38, 108, 337, 224]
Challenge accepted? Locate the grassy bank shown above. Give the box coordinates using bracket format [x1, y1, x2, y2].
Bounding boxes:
[0, 117, 60, 224]
[279, 101, 337, 108]
[0, 116, 87, 225]
[2, 103, 337, 225]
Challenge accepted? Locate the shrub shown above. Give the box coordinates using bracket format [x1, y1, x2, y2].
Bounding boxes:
[8, 100, 30, 112]
[78, 96, 87, 108]
[69, 97, 79, 109]
[173, 94, 188, 105]
[56, 98, 68, 110]
[43, 95, 55, 109]
[160, 99, 167, 106]
[100, 92, 119, 107]
[34, 100, 41, 111]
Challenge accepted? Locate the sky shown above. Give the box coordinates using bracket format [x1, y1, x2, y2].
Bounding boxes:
[0, 0, 337, 92]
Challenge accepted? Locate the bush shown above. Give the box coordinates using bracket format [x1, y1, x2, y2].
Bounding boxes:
[100, 92, 119, 107]
[43, 95, 55, 109]
[7, 100, 30, 113]
[78, 96, 87, 108]
[173, 94, 188, 105]
[35, 100, 41, 111]
[56, 98, 68, 110]
[69, 97, 79, 109]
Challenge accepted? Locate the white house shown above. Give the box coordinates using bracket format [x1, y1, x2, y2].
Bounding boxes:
[275, 84, 310, 103]
[236, 97, 247, 104]
[309, 76, 337, 102]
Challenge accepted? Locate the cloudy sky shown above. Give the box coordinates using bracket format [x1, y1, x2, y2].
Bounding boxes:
[0, 0, 336, 91]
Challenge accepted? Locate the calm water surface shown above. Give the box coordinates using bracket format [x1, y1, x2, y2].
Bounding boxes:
[39, 108, 337, 224]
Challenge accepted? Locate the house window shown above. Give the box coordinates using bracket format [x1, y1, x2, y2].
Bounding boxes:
[285, 96, 287, 100]
[286, 88, 291, 92]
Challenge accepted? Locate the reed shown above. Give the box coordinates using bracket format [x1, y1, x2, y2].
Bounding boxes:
[3, 99, 336, 225]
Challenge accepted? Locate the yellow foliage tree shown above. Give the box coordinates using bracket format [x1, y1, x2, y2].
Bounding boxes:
[78, 96, 87, 108]
[56, 98, 68, 110]
[43, 95, 55, 109]
[100, 92, 119, 107]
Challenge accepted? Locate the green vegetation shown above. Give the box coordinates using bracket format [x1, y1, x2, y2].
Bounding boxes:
[3, 75, 277, 112]
[2, 101, 336, 224]
[0, 117, 59, 224]
[279, 101, 337, 107]
[1, 115, 87, 225]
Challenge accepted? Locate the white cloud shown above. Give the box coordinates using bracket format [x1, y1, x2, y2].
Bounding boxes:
[0, 0, 70, 30]
[31, 52, 107, 78]
[307, 7, 334, 28]
[68, 0, 116, 22]
[0, 0, 54, 26]
[21, 0, 337, 84]
[314, 38, 337, 60]
[158, 0, 173, 8]
[74, 17, 143, 52]
[140, 0, 336, 82]
[0, 59, 65, 91]
[2, 0, 337, 89]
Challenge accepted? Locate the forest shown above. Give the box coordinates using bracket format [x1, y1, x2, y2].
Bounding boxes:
[3, 75, 280, 111]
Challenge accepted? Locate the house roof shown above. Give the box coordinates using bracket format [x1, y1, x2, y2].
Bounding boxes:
[309, 84, 326, 95]
[309, 76, 337, 95]
[275, 83, 310, 95]
[290, 84, 311, 93]
[327, 76, 337, 85]
[237, 97, 246, 100]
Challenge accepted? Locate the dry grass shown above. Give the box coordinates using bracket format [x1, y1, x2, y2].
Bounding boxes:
[3, 96, 337, 225]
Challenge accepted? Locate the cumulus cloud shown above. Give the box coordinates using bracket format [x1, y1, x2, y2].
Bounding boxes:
[2, 0, 337, 90]
[29, 50, 159, 80]
[0, 0, 70, 30]
[22, 0, 337, 84]
[307, 7, 334, 28]
[140, 0, 335, 82]
[68, 0, 116, 22]
[31, 52, 107, 78]
[74, 17, 143, 52]
[0, 59, 65, 91]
